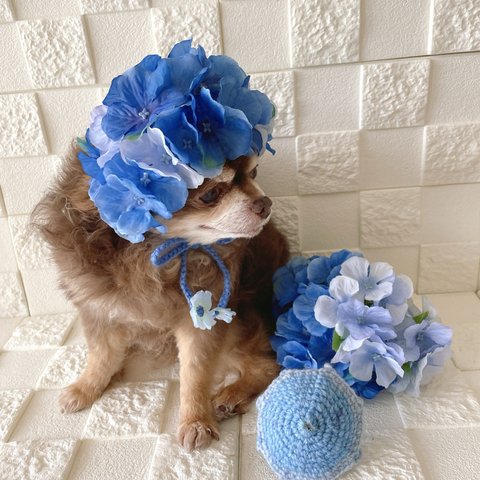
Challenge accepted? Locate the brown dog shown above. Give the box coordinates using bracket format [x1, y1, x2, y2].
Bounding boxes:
[33, 148, 289, 450]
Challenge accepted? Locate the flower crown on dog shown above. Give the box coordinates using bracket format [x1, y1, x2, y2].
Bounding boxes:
[77, 39, 275, 244]
[77, 40, 276, 330]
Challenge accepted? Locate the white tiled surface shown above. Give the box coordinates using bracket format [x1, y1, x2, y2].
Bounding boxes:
[0, 1, 479, 478]
[0, 292, 479, 479]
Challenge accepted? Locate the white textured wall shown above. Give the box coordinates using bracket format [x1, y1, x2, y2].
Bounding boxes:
[0, 0, 480, 318]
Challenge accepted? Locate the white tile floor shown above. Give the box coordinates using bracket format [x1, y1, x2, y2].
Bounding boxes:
[0, 292, 479, 480]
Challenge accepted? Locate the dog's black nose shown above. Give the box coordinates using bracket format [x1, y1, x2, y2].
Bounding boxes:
[251, 196, 272, 219]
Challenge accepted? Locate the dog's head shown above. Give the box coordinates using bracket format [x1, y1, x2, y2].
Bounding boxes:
[164, 156, 271, 244]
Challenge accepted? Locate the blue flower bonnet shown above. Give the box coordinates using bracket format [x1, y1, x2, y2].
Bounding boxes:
[77, 40, 276, 329]
[77, 39, 275, 244]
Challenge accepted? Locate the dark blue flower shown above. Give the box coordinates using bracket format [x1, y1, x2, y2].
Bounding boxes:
[275, 308, 310, 345]
[273, 256, 310, 308]
[326, 250, 360, 283]
[308, 329, 335, 366]
[293, 283, 329, 336]
[275, 340, 318, 370]
[200, 54, 248, 100]
[192, 87, 252, 176]
[217, 77, 274, 155]
[102, 55, 176, 140]
[153, 108, 203, 170]
[350, 378, 384, 399]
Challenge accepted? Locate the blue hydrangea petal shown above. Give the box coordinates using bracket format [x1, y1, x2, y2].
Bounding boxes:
[307, 256, 331, 285]
[148, 176, 188, 213]
[217, 106, 252, 160]
[116, 208, 151, 238]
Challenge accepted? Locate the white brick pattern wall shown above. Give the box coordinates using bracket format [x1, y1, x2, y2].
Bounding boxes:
[0, 0, 477, 307]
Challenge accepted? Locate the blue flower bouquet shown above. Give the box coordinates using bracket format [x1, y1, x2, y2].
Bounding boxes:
[271, 251, 453, 399]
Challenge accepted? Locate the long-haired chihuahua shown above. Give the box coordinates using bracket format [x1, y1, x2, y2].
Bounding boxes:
[33, 148, 289, 451]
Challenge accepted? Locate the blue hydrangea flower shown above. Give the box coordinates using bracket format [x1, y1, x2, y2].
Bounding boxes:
[273, 256, 310, 308]
[348, 337, 405, 388]
[79, 39, 278, 244]
[388, 345, 451, 396]
[340, 256, 395, 302]
[379, 274, 414, 325]
[189, 290, 235, 330]
[87, 105, 120, 168]
[102, 55, 176, 140]
[275, 340, 318, 370]
[403, 319, 452, 362]
[307, 250, 360, 286]
[190, 87, 252, 176]
[77, 129, 104, 183]
[119, 127, 203, 188]
[271, 251, 451, 399]
[274, 308, 310, 345]
[293, 283, 329, 336]
[89, 154, 187, 242]
[336, 299, 396, 341]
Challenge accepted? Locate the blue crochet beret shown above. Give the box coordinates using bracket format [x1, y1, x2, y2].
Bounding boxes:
[256, 365, 363, 480]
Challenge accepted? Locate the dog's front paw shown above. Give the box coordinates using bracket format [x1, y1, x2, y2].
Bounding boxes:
[58, 382, 101, 413]
[178, 419, 220, 452]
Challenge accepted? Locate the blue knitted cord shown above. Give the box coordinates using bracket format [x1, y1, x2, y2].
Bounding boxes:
[150, 238, 232, 308]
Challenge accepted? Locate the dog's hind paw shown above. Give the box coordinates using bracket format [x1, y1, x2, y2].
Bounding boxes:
[212, 386, 253, 420]
[58, 382, 100, 414]
[178, 419, 220, 452]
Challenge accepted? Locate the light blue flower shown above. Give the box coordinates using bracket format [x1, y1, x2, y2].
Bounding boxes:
[88, 105, 120, 168]
[119, 127, 203, 188]
[348, 337, 405, 388]
[336, 299, 396, 341]
[403, 319, 452, 362]
[388, 345, 451, 396]
[340, 256, 395, 302]
[189, 290, 235, 330]
[313, 275, 360, 330]
[379, 274, 413, 325]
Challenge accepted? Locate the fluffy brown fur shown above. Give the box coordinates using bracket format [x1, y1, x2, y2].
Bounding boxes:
[32, 147, 289, 450]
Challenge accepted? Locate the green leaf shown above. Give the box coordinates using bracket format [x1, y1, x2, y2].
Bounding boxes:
[76, 137, 87, 153]
[364, 300, 374, 307]
[413, 311, 429, 324]
[402, 363, 412, 373]
[332, 331, 343, 351]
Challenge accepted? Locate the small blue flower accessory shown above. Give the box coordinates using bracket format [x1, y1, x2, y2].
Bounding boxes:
[150, 237, 235, 329]
[272, 251, 453, 398]
[257, 366, 363, 480]
[77, 39, 275, 243]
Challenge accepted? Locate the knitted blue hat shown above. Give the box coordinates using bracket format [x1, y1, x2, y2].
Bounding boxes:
[256, 365, 363, 480]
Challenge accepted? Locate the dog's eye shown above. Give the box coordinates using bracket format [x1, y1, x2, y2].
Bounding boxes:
[249, 166, 258, 179]
[200, 187, 221, 204]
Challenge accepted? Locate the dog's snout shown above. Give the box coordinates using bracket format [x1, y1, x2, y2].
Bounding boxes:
[251, 196, 272, 219]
